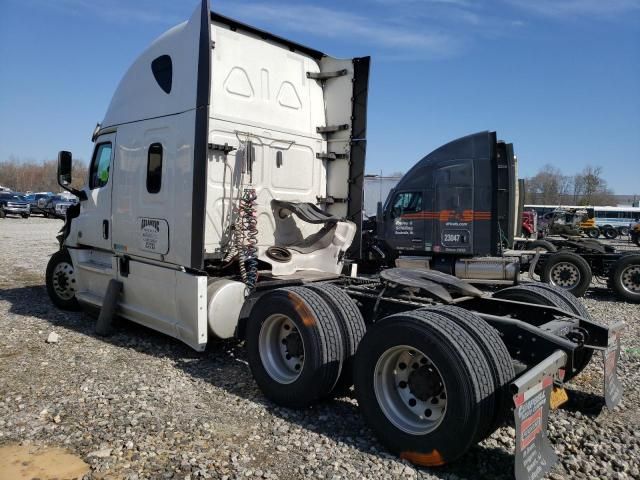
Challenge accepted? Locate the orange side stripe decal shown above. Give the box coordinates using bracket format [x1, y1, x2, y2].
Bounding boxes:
[400, 210, 492, 221]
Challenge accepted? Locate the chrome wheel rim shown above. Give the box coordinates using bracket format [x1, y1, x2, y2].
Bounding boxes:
[550, 262, 581, 289]
[52, 261, 76, 300]
[620, 265, 640, 294]
[259, 314, 304, 384]
[374, 346, 447, 435]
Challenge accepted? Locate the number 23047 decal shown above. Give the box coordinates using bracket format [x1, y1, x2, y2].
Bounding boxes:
[442, 230, 469, 245]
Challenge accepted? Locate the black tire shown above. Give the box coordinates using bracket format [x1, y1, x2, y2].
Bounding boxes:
[46, 248, 81, 311]
[526, 240, 557, 252]
[541, 251, 592, 297]
[304, 283, 366, 393]
[618, 226, 630, 236]
[418, 306, 514, 440]
[493, 284, 593, 379]
[21, 213, 30, 219]
[354, 310, 494, 466]
[609, 254, 640, 303]
[586, 228, 600, 239]
[0, 208, 5, 219]
[603, 227, 618, 240]
[520, 283, 591, 319]
[246, 287, 344, 408]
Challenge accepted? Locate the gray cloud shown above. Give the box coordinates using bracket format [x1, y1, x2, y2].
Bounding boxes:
[228, 2, 458, 56]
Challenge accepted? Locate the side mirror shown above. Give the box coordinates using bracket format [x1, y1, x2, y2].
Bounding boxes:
[58, 151, 72, 187]
[57, 150, 87, 201]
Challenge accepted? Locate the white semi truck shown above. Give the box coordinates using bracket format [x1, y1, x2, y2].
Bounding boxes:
[47, 2, 624, 479]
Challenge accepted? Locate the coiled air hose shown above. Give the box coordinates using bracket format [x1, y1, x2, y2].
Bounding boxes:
[240, 188, 258, 290]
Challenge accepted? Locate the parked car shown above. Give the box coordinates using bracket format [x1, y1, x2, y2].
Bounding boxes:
[24, 193, 54, 216]
[0, 192, 31, 218]
[47, 195, 77, 218]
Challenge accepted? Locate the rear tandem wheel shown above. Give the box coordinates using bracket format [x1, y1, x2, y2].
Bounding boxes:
[354, 310, 497, 467]
[303, 283, 367, 393]
[246, 287, 344, 407]
[493, 283, 594, 379]
[417, 306, 515, 440]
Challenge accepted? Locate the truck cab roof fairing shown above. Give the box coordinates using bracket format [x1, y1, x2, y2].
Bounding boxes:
[395, 131, 493, 192]
[101, 8, 328, 131]
[100, 5, 204, 129]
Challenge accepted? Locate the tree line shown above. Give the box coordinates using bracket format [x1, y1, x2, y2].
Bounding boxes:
[0, 157, 87, 193]
[0, 157, 617, 207]
[525, 164, 615, 206]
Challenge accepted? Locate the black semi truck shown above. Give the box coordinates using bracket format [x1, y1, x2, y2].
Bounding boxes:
[363, 131, 640, 303]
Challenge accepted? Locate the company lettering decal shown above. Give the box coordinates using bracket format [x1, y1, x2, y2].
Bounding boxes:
[401, 210, 491, 222]
[137, 217, 169, 254]
[393, 219, 415, 236]
[141, 218, 160, 251]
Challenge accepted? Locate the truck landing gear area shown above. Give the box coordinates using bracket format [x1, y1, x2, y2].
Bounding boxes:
[45, 2, 625, 480]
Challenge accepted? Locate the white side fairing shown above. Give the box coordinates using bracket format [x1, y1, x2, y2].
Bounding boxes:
[320, 57, 357, 219]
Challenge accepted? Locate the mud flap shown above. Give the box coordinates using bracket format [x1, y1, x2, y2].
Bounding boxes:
[603, 322, 624, 409]
[511, 350, 567, 480]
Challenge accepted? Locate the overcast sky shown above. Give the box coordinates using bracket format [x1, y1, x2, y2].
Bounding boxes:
[0, 0, 638, 193]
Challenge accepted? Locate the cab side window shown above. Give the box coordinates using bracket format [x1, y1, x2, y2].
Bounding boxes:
[146, 143, 163, 194]
[392, 192, 422, 217]
[90, 142, 113, 189]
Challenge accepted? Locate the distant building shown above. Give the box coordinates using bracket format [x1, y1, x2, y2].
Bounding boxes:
[363, 174, 402, 217]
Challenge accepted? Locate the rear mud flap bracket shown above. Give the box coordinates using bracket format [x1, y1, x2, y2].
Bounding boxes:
[603, 321, 624, 409]
[511, 350, 567, 480]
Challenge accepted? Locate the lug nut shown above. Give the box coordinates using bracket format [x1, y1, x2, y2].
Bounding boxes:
[408, 398, 417, 407]
[398, 362, 407, 370]
[398, 381, 407, 389]
[424, 409, 432, 417]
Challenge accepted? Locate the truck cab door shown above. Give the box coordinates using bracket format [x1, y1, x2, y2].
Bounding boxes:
[384, 190, 425, 253]
[76, 133, 115, 251]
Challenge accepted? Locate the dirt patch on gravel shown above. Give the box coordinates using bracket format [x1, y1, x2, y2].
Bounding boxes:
[0, 443, 89, 480]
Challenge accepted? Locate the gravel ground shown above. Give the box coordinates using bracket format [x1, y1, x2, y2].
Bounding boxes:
[1, 216, 639, 480]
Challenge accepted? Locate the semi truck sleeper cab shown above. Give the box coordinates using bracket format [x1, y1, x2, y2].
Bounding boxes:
[47, 3, 624, 479]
